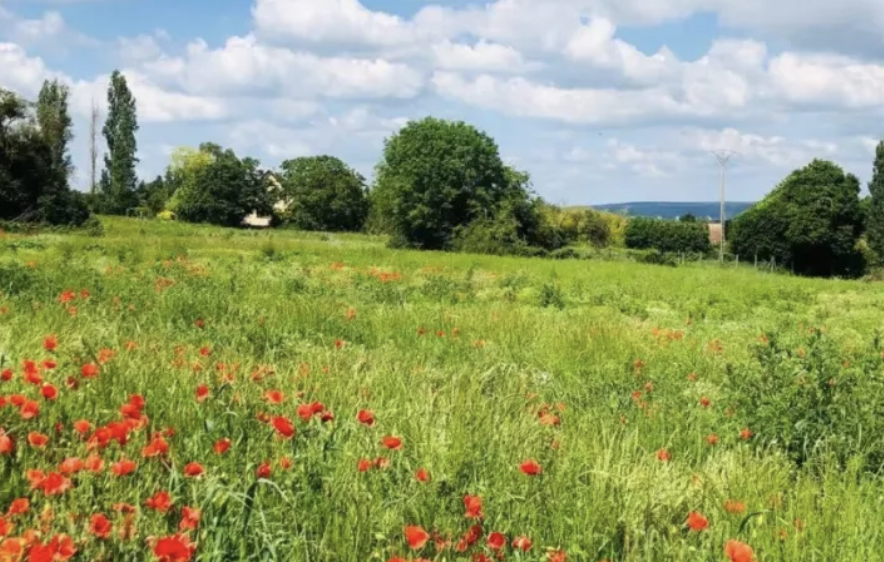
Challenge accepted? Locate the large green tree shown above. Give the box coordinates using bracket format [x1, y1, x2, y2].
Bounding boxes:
[173, 143, 272, 226]
[100, 70, 139, 215]
[371, 117, 510, 249]
[730, 159, 864, 277]
[277, 155, 369, 232]
[866, 141, 884, 260]
[36, 79, 73, 186]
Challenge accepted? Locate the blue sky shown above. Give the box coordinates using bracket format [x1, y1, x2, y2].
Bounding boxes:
[3, 0, 884, 205]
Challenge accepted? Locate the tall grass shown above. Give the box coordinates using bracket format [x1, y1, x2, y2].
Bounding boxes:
[0, 217, 883, 561]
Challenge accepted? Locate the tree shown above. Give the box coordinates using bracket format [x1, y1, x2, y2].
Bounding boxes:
[372, 117, 510, 249]
[100, 70, 139, 215]
[89, 98, 100, 195]
[866, 141, 884, 260]
[173, 143, 272, 226]
[730, 159, 864, 277]
[277, 156, 369, 231]
[0, 86, 90, 226]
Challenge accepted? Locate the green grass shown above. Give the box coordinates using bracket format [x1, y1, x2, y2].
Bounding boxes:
[1, 216, 884, 561]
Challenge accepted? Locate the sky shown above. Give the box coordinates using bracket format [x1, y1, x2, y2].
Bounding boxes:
[2, 0, 884, 205]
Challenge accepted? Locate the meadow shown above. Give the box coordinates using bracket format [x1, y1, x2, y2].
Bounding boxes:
[2, 217, 884, 562]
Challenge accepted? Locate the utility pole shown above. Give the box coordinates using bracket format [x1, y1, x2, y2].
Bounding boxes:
[89, 98, 99, 194]
[711, 149, 737, 262]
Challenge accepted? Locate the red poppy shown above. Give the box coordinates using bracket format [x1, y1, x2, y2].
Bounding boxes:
[112, 459, 137, 476]
[6, 498, 28, 516]
[415, 468, 430, 482]
[0, 517, 12, 538]
[256, 461, 272, 479]
[486, 532, 505, 551]
[183, 462, 204, 478]
[37, 472, 72, 496]
[357, 459, 372, 472]
[687, 511, 709, 532]
[43, 360, 56, 370]
[740, 428, 753, 440]
[725, 540, 754, 562]
[519, 459, 542, 476]
[40, 384, 58, 401]
[179, 507, 201, 531]
[657, 449, 671, 462]
[58, 458, 83, 475]
[89, 514, 112, 539]
[214, 438, 231, 454]
[195, 385, 209, 403]
[19, 400, 39, 419]
[0, 431, 13, 455]
[296, 403, 314, 422]
[356, 409, 375, 427]
[404, 526, 430, 550]
[375, 457, 390, 470]
[280, 456, 293, 470]
[263, 390, 284, 404]
[548, 550, 566, 562]
[382, 436, 402, 450]
[27, 432, 49, 448]
[0, 369, 12, 382]
[706, 434, 719, 446]
[144, 490, 173, 513]
[272, 416, 296, 439]
[463, 495, 483, 519]
[700, 397, 710, 408]
[81, 363, 99, 378]
[84, 455, 104, 473]
[512, 536, 532, 551]
[152, 534, 196, 562]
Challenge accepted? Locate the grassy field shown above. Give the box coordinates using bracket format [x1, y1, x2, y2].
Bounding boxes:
[1, 217, 884, 561]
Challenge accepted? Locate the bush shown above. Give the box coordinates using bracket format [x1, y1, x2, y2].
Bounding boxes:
[624, 217, 710, 254]
[277, 156, 369, 232]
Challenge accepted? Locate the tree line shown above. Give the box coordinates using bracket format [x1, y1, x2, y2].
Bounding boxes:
[4, 70, 884, 278]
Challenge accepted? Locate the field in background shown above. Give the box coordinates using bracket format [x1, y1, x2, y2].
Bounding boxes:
[1, 217, 884, 561]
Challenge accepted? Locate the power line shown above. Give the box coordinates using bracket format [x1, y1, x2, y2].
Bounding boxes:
[711, 149, 737, 262]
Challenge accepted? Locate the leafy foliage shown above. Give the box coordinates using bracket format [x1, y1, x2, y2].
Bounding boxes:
[277, 156, 369, 232]
[866, 141, 884, 260]
[624, 217, 710, 254]
[173, 143, 273, 227]
[372, 117, 511, 250]
[99, 70, 139, 215]
[730, 159, 864, 277]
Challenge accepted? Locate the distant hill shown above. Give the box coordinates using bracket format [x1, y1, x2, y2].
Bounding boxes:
[588, 201, 755, 220]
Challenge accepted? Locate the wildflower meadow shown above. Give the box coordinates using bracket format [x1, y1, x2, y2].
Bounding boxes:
[2, 217, 884, 562]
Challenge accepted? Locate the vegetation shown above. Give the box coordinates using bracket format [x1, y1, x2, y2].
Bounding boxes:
[729, 160, 864, 277]
[277, 156, 369, 232]
[1, 217, 884, 562]
[99, 71, 139, 216]
[865, 141, 884, 262]
[625, 217, 711, 254]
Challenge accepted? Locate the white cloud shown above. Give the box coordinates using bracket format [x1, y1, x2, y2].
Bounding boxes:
[431, 40, 535, 73]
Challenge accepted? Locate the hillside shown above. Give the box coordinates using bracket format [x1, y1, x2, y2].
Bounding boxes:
[590, 201, 755, 220]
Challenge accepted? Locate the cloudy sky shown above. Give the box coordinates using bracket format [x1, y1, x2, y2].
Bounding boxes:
[2, 0, 884, 204]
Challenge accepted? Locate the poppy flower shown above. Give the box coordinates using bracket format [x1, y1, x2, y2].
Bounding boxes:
[195, 385, 209, 403]
[40, 384, 58, 401]
[404, 526, 430, 550]
[145, 491, 173, 513]
[519, 459, 542, 476]
[84, 455, 104, 473]
[37, 472, 72, 496]
[657, 449, 671, 462]
[296, 403, 314, 422]
[256, 461, 272, 479]
[415, 468, 430, 482]
[6, 498, 28, 516]
[19, 400, 39, 419]
[179, 507, 201, 531]
[89, 514, 112, 539]
[706, 434, 719, 446]
[152, 533, 196, 562]
[357, 459, 372, 472]
[48, 534, 77, 561]
[0, 431, 13, 455]
[81, 363, 99, 378]
[548, 550, 567, 562]
[512, 536, 532, 551]
[740, 428, 753, 440]
[27, 432, 49, 448]
[487, 532, 505, 551]
[183, 462, 204, 478]
[356, 410, 375, 427]
[272, 416, 296, 439]
[687, 511, 709, 532]
[700, 397, 710, 408]
[112, 459, 137, 476]
[263, 390, 284, 404]
[43, 335, 58, 352]
[58, 458, 84, 475]
[382, 436, 402, 450]
[463, 495, 483, 519]
[0, 517, 12, 538]
[214, 438, 231, 455]
[280, 456, 293, 470]
[725, 539, 754, 562]
[1, 369, 12, 381]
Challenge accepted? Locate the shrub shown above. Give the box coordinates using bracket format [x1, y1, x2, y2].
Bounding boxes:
[624, 217, 710, 254]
